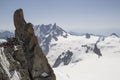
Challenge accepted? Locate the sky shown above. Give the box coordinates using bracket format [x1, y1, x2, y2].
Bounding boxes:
[0, 0, 120, 36]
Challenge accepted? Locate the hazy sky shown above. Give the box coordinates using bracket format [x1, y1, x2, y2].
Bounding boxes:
[0, 0, 120, 35]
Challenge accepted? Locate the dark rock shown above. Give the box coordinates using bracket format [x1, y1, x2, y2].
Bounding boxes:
[81, 45, 93, 53]
[82, 43, 102, 57]
[93, 44, 102, 57]
[14, 9, 56, 80]
[85, 33, 91, 39]
[110, 33, 119, 37]
[0, 44, 31, 80]
[53, 50, 73, 67]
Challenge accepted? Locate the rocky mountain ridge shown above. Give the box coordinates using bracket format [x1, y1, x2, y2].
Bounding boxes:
[34, 23, 68, 55]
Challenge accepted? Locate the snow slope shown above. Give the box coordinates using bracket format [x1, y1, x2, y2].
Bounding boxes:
[47, 33, 120, 66]
[47, 35, 100, 66]
[54, 52, 120, 80]
[34, 24, 120, 80]
[53, 35, 120, 80]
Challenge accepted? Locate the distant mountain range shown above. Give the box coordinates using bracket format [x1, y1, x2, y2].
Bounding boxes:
[33, 23, 120, 67]
[0, 30, 14, 39]
[0, 24, 120, 68]
[33, 23, 68, 55]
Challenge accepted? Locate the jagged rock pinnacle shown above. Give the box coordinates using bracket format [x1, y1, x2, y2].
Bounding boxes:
[14, 9, 26, 29]
[14, 9, 56, 80]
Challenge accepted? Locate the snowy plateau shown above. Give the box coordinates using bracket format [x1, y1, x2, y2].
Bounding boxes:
[1, 24, 120, 80]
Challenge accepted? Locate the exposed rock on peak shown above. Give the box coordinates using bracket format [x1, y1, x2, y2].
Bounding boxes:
[85, 33, 91, 39]
[34, 23, 68, 55]
[14, 9, 26, 29]
[110, 33, 119, 37]
[14, 9, 56, 80]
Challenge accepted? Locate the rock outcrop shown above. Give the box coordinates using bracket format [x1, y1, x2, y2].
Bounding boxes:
[93, 44, 102, 57]
[0, 44, 30, 80]
[14, 9, 56, 80]
[82, 43, 102, 57]
[110, 33, 119, 37]
[85, 33, 91, 39]
[53, 50, 73, 67]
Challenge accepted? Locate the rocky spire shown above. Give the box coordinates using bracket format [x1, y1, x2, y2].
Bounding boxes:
[14, 9, 56, 80]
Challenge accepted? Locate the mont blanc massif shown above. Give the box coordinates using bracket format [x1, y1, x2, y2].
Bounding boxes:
[0, 9, 120, 80]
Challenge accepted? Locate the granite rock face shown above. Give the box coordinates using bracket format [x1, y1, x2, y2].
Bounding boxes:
[14, 9, 56, 80]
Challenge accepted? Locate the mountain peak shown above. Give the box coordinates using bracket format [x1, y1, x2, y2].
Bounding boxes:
[110, 33, 119, 37]
[34, 23, 69, 55]
[53, 23, 56, 27]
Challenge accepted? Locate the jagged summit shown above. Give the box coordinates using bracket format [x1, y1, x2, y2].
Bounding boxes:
[34, 23, 68, 41]
[110, 33, 119, 37]
[34, 23, 68, 55]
